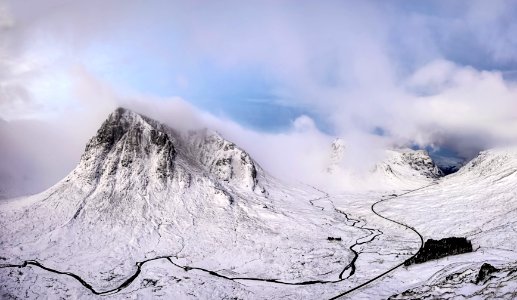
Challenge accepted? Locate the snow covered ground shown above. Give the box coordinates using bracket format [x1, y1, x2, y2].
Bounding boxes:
[1, 108, 516, 299]
[356, 147, 517, 299]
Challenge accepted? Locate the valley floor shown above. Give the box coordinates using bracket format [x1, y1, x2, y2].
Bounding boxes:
[1, 176, 516, 299]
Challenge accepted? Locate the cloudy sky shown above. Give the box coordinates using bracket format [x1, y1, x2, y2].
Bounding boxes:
[1, 0, 517, 196]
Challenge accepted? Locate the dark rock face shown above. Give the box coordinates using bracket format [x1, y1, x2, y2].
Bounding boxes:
[189, 129, 262, 192]
[389, 262, 517, 299]
[155, 139, 176, 179]
[80, 107, 177, 182]
[401, 151, 444, 178]
[404, 237, 473, 266]
[475, 263, 499, 284]
[90, 107, 129, 150]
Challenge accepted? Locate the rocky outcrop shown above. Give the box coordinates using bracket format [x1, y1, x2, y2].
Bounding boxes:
[184, 129, 265, 194]
[76, 108, 266, 195]
[400, 150, 443, 178]
[389, 262, 517, 299]
[78, 107, 177, 184]
[475, 263, 499, 284]
[327, 138, 346, 173]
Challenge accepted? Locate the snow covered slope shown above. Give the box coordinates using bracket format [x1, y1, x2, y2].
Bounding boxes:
[0, 108, 367, 298]
[352, 147, 517, 299]
[371, 148, 442, 187]
[1, 109, 516, 299]
[327, 138, 346, 174]
[327, 138, 442, 190]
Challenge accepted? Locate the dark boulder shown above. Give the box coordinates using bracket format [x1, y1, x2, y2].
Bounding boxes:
[475, 263, 499, 284]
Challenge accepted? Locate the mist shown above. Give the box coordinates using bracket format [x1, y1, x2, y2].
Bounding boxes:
[1, 0, 517, 197]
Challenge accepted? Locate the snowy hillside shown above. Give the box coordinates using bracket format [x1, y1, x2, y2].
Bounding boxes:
[327, 138, 442, 191]
[371, 148, 442, 186]
[0, 108, 371, 298]
[352, 147, 517, 299]
[1, 109, 516, 299]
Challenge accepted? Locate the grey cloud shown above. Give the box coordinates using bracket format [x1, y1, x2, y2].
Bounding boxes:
[1, 0, 517, 196]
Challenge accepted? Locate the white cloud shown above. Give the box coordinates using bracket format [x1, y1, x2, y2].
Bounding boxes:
[392, 60, 517, 157]
[1, 1, 517, 196]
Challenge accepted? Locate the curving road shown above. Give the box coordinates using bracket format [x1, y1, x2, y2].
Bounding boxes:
[0, 183, 436, 298]
[329, 182, 438, 299]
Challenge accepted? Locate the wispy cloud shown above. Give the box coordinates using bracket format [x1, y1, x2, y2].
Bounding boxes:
[1, 0, 517, 195]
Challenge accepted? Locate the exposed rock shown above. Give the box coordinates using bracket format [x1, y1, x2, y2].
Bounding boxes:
[475, 263, 499, 284]
[390, 263, 517, 299]
[79, 107, 177, 184]
[327, 138, 346, 173]
[185, 129, 264, 194]
[400, 150, 444, 178]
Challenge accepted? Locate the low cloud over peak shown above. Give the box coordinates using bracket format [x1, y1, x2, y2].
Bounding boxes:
[1, 0, 516, 195]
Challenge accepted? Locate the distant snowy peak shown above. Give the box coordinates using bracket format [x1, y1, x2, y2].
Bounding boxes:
[325, 138, 443, 189]
[453, 147, 517, 182]
[327, 138, 346, 173]
[373, 148, 443, 182]
[395, 149, 443, 178]
[331, 138, 346, 159]
[326, 138, 442, 179]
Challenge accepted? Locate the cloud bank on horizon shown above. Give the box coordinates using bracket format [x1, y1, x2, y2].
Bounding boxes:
[1, 0, 517, 195]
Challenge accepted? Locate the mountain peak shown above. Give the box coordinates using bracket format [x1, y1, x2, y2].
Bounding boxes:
[94, 108, 136, 146]
[72, 107, 265, 197]
[78, 107, 176, 184]
[87, 107, 167, 150]
[108, 106, 144, 124]
[327, 138, 346, 173]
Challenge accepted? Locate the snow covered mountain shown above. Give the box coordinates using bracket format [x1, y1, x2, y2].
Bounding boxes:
[327, 138, 442, 190]
[361, 146, 517, 299]
[1, 108, 516, 299]
[0, 108, 363, 298]
[0, 108, 284, 278]
[452, 147, 517, 181]
[372, 148, 443, 183]
[327, 138, 346, 174]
